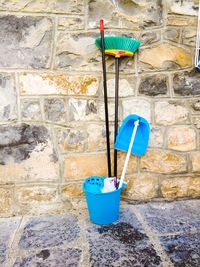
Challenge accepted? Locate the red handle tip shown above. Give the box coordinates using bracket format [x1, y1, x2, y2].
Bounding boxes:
[100, 19, 104, 31]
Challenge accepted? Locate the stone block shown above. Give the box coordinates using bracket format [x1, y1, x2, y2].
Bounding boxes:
[0, 187, 13, 215]
[21, 99, 42, 121]
[99, 101, 115, 122]
[61, 183, 84, 200]
[161, 177, 200, 198]
[192, 116, 200, 129]
[105, 78, 134, 97]
[117, 152, 137, 175]
[167, 0, 198, 16]
[190, 152, 200, 172]
[16, 186, 58, 204]
[155, 101, 189, 125]
[148, 127, 164, 148]
[0, 73, 17, 121]
[58, 17, 84, 30]
[64, 153, 107, 179]
[0, 0, 83, 13]
[188, 99, 200, 113]
[0, 124, 59, 183]
[140, 44, 191, 71]
[55, 32, 99, 71]
[138, 74, 168, 96]
[122, 99, 151, 122]
[167, 16, 197, 26]
[182, 28, 196, 46]
[173, 69, 200, 96]
[0, 16, 52, 68]
[69, 98, 98, 121]
[164, 28, 180, 42]
[55, 126, 88, 153]
[44, 98, 66, 123]
[139, 31, 161, 46]
[86, 124, 111, 152]
[123, 174, 158, 200]
[141, 150, 187, 174]
[88, 0, 162, 29]
[167, 126, 196, 151]
[20, 73, 99, 96]
[87, 0, 119, 28]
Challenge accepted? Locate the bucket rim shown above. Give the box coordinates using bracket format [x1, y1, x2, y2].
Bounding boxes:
[83, 182, 126, 195]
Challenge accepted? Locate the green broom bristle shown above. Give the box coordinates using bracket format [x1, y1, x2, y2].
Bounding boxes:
[95, 36, 141, 53]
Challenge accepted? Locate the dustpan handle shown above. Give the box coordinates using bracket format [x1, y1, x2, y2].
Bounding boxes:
[118, 120, 140, 189]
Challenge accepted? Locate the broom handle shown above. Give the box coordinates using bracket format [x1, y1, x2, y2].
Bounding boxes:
[114, 57, 119, 178]
[100, 19, 112, 177]
[118, 120, 140, 189]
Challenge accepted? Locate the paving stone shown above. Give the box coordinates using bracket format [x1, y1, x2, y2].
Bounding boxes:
[136, 200, 200, 235]
[13, 247, 82, 267]
[19, 213, 80, 249]
[160, 233, 200, 267]
[87, 208, 162, 267]
[0, 217, 21, 264]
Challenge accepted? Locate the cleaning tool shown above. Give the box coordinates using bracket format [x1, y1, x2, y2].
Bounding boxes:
[96, 36, 141, 178]
[195, 0, 200, 70]
[99, 19, 112, 177]
[114, 114, 150, 189]
[83, 176, 125, 224]
[114, 114, 150, 156]
[101, 177, 116, 193]
[83, 176, 105, 194]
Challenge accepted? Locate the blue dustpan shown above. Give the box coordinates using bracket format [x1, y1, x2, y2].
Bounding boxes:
[114, 114, 150, 156]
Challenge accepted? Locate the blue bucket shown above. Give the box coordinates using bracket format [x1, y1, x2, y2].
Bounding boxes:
[83, 176, 126, 224]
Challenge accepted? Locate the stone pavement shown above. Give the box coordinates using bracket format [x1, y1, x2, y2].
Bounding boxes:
[0, 199, 199, 267]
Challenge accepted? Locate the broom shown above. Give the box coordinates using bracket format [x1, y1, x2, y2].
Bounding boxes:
[95, 34, 141, 179]
[99, 19, 112, 177]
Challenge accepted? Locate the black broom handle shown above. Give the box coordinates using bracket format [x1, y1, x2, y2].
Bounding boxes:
[100, 19, 112, 177]
[114, 57, 119, 178]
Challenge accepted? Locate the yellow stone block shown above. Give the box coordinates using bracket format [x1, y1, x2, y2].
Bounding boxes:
[0, 187, 13, 215]
[190, 152, 200, 172]
[167, 126, 196, 151]
[123, 174, 158, 200]
[16, 186, 57, 204]
[161, 177, 200, 198]
[140, 44, 191, 69]
[141, 150, 187, 174]
[62, 183, 84, 199]
[64, 153, 107, 179]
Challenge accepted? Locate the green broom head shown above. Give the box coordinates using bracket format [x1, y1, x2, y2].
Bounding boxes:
[95, 36, 141, 58]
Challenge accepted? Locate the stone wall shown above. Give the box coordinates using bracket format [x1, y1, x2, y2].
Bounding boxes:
[0, 0, 200, 217]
